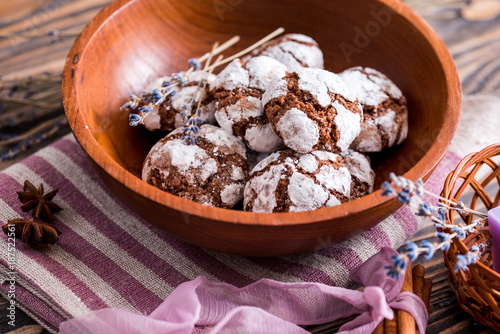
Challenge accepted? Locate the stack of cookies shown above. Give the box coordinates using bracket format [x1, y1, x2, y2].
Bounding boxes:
[136, 34, 408, 212]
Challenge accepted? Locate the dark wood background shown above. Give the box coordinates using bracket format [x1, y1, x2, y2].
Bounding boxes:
[1, 0, 500, 333]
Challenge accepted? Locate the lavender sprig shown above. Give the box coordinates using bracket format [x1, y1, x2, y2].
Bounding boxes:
[123, 73, 185, 127]
[122, 30, 286, 137]
[382, 173, 488, 277]
[179, 44, 222, 145]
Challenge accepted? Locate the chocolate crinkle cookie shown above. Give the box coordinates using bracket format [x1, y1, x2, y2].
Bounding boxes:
[262, 68, 363, 154]
[142, 124, 249, 208]
[243, 33, 324, 72]
[340, 150, 375, 200]
[244, 149, 351, 213]
[137, 70, 217, 132]
[339, 66, 408, 152]
[211, 56, 287, 153]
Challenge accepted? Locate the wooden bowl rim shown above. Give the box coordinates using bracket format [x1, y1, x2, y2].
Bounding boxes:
[62, 0, 461, 227]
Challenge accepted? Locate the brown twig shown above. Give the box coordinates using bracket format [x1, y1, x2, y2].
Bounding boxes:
[0, 30, 80, 40]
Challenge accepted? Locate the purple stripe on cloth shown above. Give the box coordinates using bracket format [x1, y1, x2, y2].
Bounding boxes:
[423, 151, 463, 205]
[26, 153, 191, 289]
[427, 151, 462, 191]
[51, 140, 258, 287]
[2, 172, 164, 315]
[392, 205, 418, 240]
[20, 157, 171, 311]
[0, 135, 468, 333]
[362, 225, 393, 249]
[35, 138, 373, 286]
[0, 175, 108, 311]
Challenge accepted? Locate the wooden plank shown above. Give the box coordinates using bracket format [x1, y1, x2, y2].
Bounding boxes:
[0, 0, 112, 78]
[0, 0, 51, 25]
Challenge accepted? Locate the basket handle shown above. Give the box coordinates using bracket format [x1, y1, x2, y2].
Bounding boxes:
[441, 143, 500, 201]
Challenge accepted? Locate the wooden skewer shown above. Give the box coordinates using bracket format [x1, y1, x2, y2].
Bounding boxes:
[197, 35, 240, 63]
[206, 27, 285, 71]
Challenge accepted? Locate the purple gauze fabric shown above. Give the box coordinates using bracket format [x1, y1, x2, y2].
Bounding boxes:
[59, 247, 427, 334]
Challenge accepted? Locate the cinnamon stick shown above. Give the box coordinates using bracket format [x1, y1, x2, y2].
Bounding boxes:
[423, 278, 433, 315]
[412, 264, 426, 334]
[373, 321, 384, 334]
[384, 317, 398, 334]
[375, 263, 433, 334]
[412, 265, 425, 302]
[397, 262, 417, 334]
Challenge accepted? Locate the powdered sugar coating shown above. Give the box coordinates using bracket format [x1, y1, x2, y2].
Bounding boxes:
[244, 150, 351, 213]
[246, 56, 288, 90]
[245, 124, 284, 153]
[142, 125, 248, 208]
[245, 34, 324, 72]
[296, 68, 358, 106]
[340, 149, 376, 199]
[339, 67, 402, 106]
[200, 125, 247, 159]
[276, 108, 320, 153]
[251, 151, 280, 173]
[212, 57, 287, 152]
[339, 66, 408, 152]
[261, 77, 288, 107]
[264, 68, 362, 154]
[142, 131, 216, 184]
[276, 108, 319, 153]
[332, 101, 362, 152]
[231, 167, 245, 181]
[211, 60, 249, 91]
[142, 108, 162, 131]
[341, 150, 375, 185]
[221, 184, 244, 206]
[215, 96, 262, 129]
[288, 173, 329, 212]
[298, 154, 318, 173]
[141, 71, 217, 132]
[314, 165, 351, 196]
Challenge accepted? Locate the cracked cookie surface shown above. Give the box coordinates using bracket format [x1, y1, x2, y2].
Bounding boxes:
[211, 56, 287, 153]
[141, 71, 217, 132]
[244, 149, 351, 213]
[243, 33, 324, 72]
[339, 66, 408, 152]
[263, 68, 362, 154]
[142, 125, 249, 208]
[340, 149, 375, 200]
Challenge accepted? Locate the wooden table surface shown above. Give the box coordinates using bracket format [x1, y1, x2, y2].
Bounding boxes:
[1, 0, 500, 333]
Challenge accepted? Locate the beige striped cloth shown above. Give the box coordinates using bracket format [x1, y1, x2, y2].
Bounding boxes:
[0, 95, 497, 333]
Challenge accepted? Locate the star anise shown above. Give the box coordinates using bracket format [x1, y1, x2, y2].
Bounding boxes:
[2, 218, 61, 249]
[17, 180, 63, 222]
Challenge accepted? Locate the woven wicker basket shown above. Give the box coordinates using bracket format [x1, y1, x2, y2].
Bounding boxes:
[440, 143, 500, 330]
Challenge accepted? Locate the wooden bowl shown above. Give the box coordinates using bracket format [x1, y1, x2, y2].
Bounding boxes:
[62, 0, 461, 256]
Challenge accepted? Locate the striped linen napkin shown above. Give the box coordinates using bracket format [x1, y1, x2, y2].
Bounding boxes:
[0, 135, 460, 333]
[4, 93, 497, 333]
